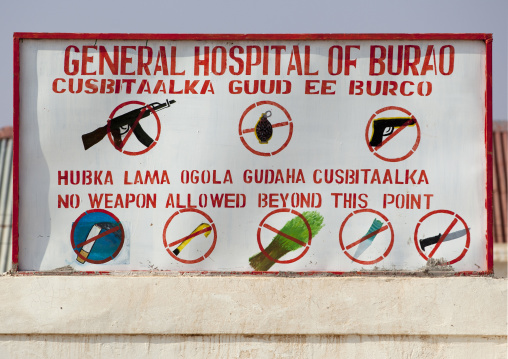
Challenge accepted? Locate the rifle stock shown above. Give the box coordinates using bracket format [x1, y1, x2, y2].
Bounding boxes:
[82, 125, 108, 150]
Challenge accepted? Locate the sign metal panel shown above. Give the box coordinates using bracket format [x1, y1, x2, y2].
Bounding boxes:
[13, 33, 493, 274]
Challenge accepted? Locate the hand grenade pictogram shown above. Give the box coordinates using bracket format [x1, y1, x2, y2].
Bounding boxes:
[255, 110, 273, 144]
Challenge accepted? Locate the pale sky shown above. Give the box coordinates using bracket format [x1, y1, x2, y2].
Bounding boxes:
[1, 0, 506, 127]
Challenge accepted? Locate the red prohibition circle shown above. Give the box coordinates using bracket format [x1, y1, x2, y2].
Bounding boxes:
[162, 208, 217, 264]
[238, 101, 293, 157]
[256, 208, 312, 265]
[70, 209, 125, 264]
[364, 106, 421, 162]
[339, 208, 394, 265]
[413, 209, 470, 265]
[107, 100, 162, 156]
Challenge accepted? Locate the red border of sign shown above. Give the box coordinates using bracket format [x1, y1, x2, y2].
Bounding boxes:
[485, 36, 493, 273]
[12, 33, 493, 275]
[12, 33, 493, 41]
[12, 35, 19, 269]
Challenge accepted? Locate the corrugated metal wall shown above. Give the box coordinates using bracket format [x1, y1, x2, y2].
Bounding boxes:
[493, 122, 507, 245]
[0, 129, 13, 273]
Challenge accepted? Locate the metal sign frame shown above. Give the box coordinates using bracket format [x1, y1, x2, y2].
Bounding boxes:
[12, 33, 493, 275]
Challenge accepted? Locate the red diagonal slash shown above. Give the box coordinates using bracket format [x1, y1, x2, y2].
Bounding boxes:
[118, 107, 148, 149]
[428, 217, 459, 258]
[168, 226, 212, 248]
[263, 223, 307, 247]
[373, 117, 415, 151]
[345, 225, 388, 251]
[112, 106, 153, 150]
[242, 122, 289, 134]
[74, 226, 120, 250]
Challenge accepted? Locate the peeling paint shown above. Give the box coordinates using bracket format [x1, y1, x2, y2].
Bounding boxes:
[421, 257, 454, 272]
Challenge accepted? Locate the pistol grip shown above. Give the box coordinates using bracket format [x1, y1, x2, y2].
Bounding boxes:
[369, 129, 384, 147]
[111, 128, 123, 149]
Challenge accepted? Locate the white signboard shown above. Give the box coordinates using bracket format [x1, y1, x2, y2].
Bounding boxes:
[14, 34, 493, 273]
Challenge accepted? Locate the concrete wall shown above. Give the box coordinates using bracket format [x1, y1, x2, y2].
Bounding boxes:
[0, 276, 506, 358]
[494, 243, 508, 277]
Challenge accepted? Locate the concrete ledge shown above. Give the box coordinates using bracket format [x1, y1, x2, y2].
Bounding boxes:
[0, 276, 506, 336]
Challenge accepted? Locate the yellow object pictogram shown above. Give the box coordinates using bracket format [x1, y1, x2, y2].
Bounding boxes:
[173, 223, 212, 256]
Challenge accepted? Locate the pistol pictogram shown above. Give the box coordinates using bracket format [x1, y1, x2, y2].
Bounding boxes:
[369, 117, 416, 147]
